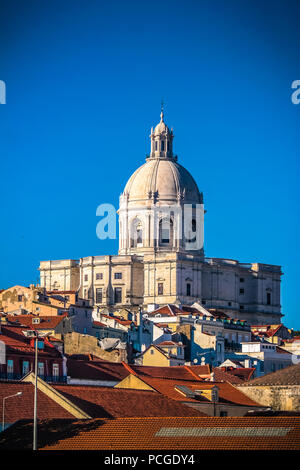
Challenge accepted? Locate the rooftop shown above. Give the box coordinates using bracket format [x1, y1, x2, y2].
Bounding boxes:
[243, 363, 300, 386]
[2, 416, 298, 450]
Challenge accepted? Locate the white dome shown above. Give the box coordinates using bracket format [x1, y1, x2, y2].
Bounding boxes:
[123, 158, 202, 205]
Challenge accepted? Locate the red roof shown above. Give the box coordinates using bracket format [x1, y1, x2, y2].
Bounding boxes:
[92, 321, 107, 328]
[66, 358, 130, 382]
[30, 416, 300, 450]
[53, 384, 207, 419]
[156, 341, 183, 347]
[132, 364, 210, 381]
[219, 367, 256, 382]
[0, 325, 62, 358]
[0, 382, 73, 423]
[125, 375, 261, 407]
[213, 368, 244, 384]
[6, 314, 67, 330]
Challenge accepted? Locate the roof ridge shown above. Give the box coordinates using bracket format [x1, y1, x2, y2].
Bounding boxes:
[121, 361, 137, 376]
[184, 365, 202, 381]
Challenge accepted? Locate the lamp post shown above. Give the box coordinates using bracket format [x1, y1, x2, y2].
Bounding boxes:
[33, 332, 38, 450]
[22, 329, 46, 450]
[2, 392, 22, 432]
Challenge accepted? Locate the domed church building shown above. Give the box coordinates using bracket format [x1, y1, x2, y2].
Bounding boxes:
[39, 111, 283, 325]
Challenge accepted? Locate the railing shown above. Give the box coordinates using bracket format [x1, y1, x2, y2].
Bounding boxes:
[0, 373, 22, 381]
[0, 373, 67, 383]
[224, 340, 242, 352]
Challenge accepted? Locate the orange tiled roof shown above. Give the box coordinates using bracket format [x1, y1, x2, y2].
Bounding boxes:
[219, 367, 256, 382]
[129, 375, 261, 407]
[156, 341, 183, 347]
[35, 416, 300, 450]
[213, 368, 244, 384]
[245, 363, 300, 386]
[53, 384, 207, 419]
[92, 321, 108, 328]
[132, 364, 210, 381]
[6, 314, 67, 329]
[0, 382, 73, 423]
[66, 358, 130, 382]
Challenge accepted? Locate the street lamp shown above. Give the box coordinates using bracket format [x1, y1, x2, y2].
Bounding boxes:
[2, 391, 22, 432]
[23, 329, 47, 450]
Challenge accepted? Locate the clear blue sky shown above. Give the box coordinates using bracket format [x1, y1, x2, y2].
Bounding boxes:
[0, 1, 299, 328]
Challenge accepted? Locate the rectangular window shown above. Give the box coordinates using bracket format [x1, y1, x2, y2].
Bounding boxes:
[186, 283, 191, 296]
[202, 300, 206, 305]
[161, 140, 165, 151]
[114, 272, 122, 279]
[96, 273, 103, 280]
[161, 229, 170, 243]
[53, 363, 59, 377]
[240, 278, 244, 283]
[240, 305, 244, 310]
[158, 283, 164, 295]
[137, 229, 143, 244]
[228, 302, 232, 306]
[22, 361, 30, 376]
[114, 287, 122, 303]
[84, 289, 87, 298]
[38, 362, 44, 377]
[84, 274, 88, 281]
[96, 288, 103, 303]
[240, 288, 244, 294]
[267, 292, 271, 305]
[17, 295, 23, 302]
[7, 359, 14, 375]
[220, 411, 228, 417]
[155, 141, 158, 151]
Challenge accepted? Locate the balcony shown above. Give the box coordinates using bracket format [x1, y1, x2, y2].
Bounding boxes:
[224, 340, 242, 352]
[0, 373, 67, 383]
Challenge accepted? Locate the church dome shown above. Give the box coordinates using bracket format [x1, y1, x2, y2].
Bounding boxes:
[122, 109, 202, 206]
[123, 158, 202, 205]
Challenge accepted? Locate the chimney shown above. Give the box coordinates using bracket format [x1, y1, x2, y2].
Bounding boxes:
[137, 306, 143, 327]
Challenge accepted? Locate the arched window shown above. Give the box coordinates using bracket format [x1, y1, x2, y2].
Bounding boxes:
[159, 218, 173, 246]
[186, 283, 191, 296]
[161, 140, 165, 151]
[130, 219, 143, 248]
[185, 218, 197, 243]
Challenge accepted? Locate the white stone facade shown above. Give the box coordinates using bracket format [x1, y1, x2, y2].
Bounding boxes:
[38, 111, 283, 325]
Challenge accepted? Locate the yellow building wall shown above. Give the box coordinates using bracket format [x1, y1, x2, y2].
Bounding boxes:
[142, 347, 170, 367]
[115, 374, 155, 391]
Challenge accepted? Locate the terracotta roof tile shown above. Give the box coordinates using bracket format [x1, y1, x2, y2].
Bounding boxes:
[21, 416, 299, 450]
[244, 363, 300, 386]
[131, 364, 210, 381]
[53, 384, 207, 419]
[0, 325, 62, 358]
[6, 315, 66, 329]
[127, 376, 261, 407]
[0, 382, 73, 424]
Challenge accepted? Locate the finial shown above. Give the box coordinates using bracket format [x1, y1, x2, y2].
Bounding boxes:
[160, 99, 164, 122]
